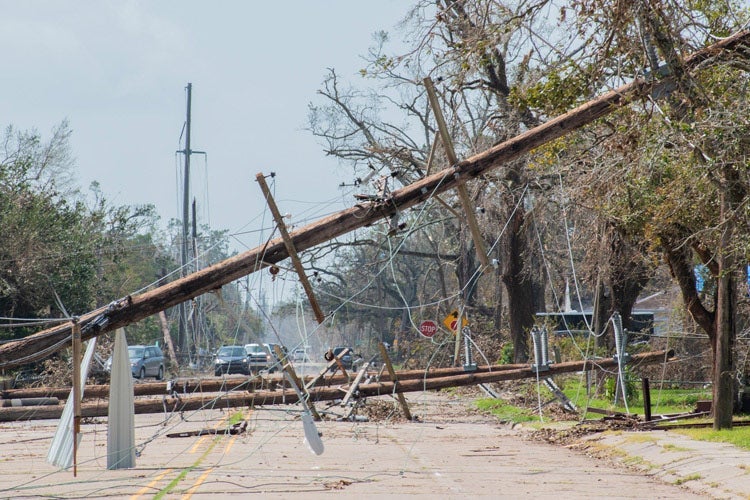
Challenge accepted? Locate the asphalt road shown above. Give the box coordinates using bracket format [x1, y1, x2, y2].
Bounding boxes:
[0, 390, 735, 499]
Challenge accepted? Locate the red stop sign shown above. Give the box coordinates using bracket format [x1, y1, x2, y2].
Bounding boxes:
[419, 320, 438, 338]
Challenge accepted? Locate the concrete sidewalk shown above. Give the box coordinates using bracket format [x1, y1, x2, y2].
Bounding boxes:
[580, 428, 750, 499]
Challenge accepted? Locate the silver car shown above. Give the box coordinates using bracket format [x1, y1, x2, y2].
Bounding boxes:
[106, 344, 165, 380]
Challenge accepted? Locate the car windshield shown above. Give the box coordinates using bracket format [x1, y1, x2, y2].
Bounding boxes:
[246, 344, 264, 353]
[128, 347, 144, 359]
[333, 347, 349, 356]
[219, 347, 244, 357]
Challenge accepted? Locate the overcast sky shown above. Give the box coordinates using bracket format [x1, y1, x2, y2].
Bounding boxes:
[0, 1, 408, 259]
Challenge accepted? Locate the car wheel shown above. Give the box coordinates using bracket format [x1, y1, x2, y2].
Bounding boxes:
[139, 367, 146, 379]
[157, 366, 164, 381]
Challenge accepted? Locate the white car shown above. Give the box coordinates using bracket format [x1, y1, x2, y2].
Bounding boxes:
[291, 348, 308, 362]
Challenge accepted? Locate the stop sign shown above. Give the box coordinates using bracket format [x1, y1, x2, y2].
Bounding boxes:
[419, 320, 438, 338]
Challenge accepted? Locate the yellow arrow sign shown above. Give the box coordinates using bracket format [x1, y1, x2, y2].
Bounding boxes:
[443, 310, 468, 331]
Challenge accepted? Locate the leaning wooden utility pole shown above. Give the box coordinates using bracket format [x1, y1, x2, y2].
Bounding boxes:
[256, 172, 326, 324]
[423, 76, 489, 268]
[424, 77, 487, 367]
[0, 30, 748, 370]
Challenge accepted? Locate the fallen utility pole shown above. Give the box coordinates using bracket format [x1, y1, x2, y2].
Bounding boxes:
[0, 349, 672, 421]
[1, 30, 748, 370]
[1, 362, 532, 401]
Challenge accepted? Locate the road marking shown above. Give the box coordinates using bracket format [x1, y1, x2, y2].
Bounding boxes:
[156, 410, 248, 498]
[130, 468, 173, 499]
[189, 413, 232, 453]
[182, 467, 214, 499]
[189, 435, 208, 454]
[224, 434, 238, 454]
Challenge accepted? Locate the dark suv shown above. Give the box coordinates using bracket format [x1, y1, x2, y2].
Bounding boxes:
[214, 345, 250, 376]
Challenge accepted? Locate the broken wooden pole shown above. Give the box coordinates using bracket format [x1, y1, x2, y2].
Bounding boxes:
[256, 173, 326, 324]
[378, 342, 412, 420]
[1, 29, 748, 369]
[0, 349, 673, 421]
[424, 76, 490, 269]
[341, 362, 370, 408]
[2, 362, 535, 401]
[1, 361, 535, 401]
[273, 344, 321, 421]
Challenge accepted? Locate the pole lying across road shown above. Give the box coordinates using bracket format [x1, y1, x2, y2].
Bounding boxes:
[0, 30, 748, 370]
[0, 349, 672, 421]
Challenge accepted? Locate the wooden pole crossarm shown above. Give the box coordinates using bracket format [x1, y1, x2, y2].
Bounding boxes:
[424, 76, 490, 268]
[0, 30, 748, 369]
[256, 173, 326, 324]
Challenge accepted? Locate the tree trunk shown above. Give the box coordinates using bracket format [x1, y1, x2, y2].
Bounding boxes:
[714, 186, 736, 429]
[158, 310, 178, 367]
[502, 205, 533, 363]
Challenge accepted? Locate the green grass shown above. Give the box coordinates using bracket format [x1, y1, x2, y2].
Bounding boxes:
[227, 411, 245, 426]
[675, 426, 750, 451]
[554, 375, 712, 418]
[475, 398, 540, 423]
[674, 473, 702, 485]
[475, 375, 750, 451]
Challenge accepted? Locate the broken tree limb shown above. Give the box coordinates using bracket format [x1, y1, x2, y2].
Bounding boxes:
[1, 30, 748, 369]
[0, 349, 672, 421]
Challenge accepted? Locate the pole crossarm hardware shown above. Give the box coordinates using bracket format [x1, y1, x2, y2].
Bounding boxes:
[256, 172, 326, 324]
[1, 30, 749, 369]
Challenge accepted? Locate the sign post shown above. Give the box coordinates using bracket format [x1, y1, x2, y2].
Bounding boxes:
[418, 320, 438, 338]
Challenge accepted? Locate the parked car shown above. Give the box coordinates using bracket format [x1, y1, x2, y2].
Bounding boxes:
[325, 346, 354, 371]
[214, 345, 250, 376]
[244, 343, 269, 372]
[106, 344, 164, 380]
[291, 347, 309, 362]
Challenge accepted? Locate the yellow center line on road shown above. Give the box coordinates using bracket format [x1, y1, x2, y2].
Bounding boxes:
[155, 410, 248, 498]
[189, 413, 232, 454]
[182, 467, 214, 500]
[224, 434, 238, 454]
[130, 468, 173, 499]
[189, 435, 208, 454]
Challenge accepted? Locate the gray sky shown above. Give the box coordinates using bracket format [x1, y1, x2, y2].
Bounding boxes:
[0, 1, 407, 258]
